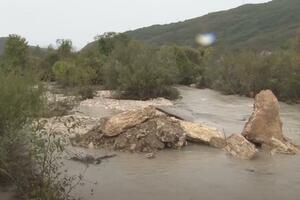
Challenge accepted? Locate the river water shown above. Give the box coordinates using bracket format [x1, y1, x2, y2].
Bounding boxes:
[3, 87, 299, 199]
[65, 86, 300, 200]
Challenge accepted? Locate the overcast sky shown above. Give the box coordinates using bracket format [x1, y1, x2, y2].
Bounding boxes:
[0, 0, 270, 49]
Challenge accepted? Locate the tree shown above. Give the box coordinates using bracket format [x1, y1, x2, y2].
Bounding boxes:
[56, 39, 73, 60]
[94, 32, 130, 56]
[3, 34, 29, 70]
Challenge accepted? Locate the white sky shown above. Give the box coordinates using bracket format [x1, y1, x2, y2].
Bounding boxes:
[0, 0, 270, 49]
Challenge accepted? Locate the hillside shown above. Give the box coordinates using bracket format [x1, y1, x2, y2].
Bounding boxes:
[126, 0, 300, 51]
[0, 37, 7, 55]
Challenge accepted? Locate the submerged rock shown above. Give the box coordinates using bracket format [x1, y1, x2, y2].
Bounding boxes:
[180, 121, 224, 144]
[102, 107, 156, 137]
[225, 134, 258, 160]
[242, 90, 284, 145]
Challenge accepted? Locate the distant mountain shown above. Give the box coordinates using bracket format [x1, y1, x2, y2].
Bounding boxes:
[0, 37, 7, 55]
[126, 0, 300, 51]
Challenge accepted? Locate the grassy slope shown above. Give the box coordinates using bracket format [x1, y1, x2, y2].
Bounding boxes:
[126, 0, 300, 51]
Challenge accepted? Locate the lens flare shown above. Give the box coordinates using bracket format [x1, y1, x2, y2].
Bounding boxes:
[196, 33, 216, 46]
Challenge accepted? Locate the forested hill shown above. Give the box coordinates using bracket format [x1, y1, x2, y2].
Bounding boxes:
[0, 37, 7, 55]
[126, 0, 300, 51]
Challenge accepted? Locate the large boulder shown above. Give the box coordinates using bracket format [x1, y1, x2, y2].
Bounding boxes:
[102, 107, 156, 137]
[242, 90, 300, 154]
[225, 134, 258, 160]
[242, 90, 285, 145]
[180, 121, 225, 144]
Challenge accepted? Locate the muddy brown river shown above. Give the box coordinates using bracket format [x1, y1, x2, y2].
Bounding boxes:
[2, 87, 300, 200]
[67, 86, 300, 200]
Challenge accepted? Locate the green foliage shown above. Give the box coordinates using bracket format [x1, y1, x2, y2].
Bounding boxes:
[56, 39, 73, 60]
[104, 40, 179, 100]
[52, 61, 95, 87]
[93, 32, 130, 56]
[163, 45, 207, 85]
[3, 34, 29, 70]
[0, 37, 7, 55]
[76, 48, 106, 84]
[204, 42, 300, 101]
[0, 70, 43, 135]
[0, 68, 81, 199]
[40, 46, 60, 81]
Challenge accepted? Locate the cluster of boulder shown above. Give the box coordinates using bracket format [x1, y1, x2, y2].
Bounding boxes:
[69, 90, 300, 159]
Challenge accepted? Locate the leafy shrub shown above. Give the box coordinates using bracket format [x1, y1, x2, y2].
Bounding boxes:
[0, 69, 82, 199]
[204, 46, 300, 101]
[0, 70, 43, 135]
[52, 61, 95, 87]
[163, 45, 205, 85]
[3, 34, 28, 70]
[103, 40, 179, 100]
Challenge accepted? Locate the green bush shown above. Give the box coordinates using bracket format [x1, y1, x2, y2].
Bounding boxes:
[52, 61, 95, 87]
[163, 45, 205, 85]
[103, 40, 179, 100]
[0, 70, 43, 135]
[204, 46, 300, 101]
[0, 69, 82, 199]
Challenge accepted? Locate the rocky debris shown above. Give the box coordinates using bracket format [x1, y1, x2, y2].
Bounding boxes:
[36, 115, 99, 138]
[224, 134, 258, 160]
[112, 116, 186, 152]
[101, 107, 157, 137]
[242, 90, 284, 145]
[74, 115, 187, 153]
[44, 92, 78, 117]
[156, 116, 186, 148]
[180, 121, 224, 144]
[242, 90, 300, 155]
[80, 90, 173, 112]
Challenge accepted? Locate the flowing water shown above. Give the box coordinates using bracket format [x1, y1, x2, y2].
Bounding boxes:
[67, 86, 300, 200]
[3, 87, 300, 200]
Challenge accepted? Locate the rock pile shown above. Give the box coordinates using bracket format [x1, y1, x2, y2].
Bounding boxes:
[73, 108, 187, 152]
[72, 106, 225, 153]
